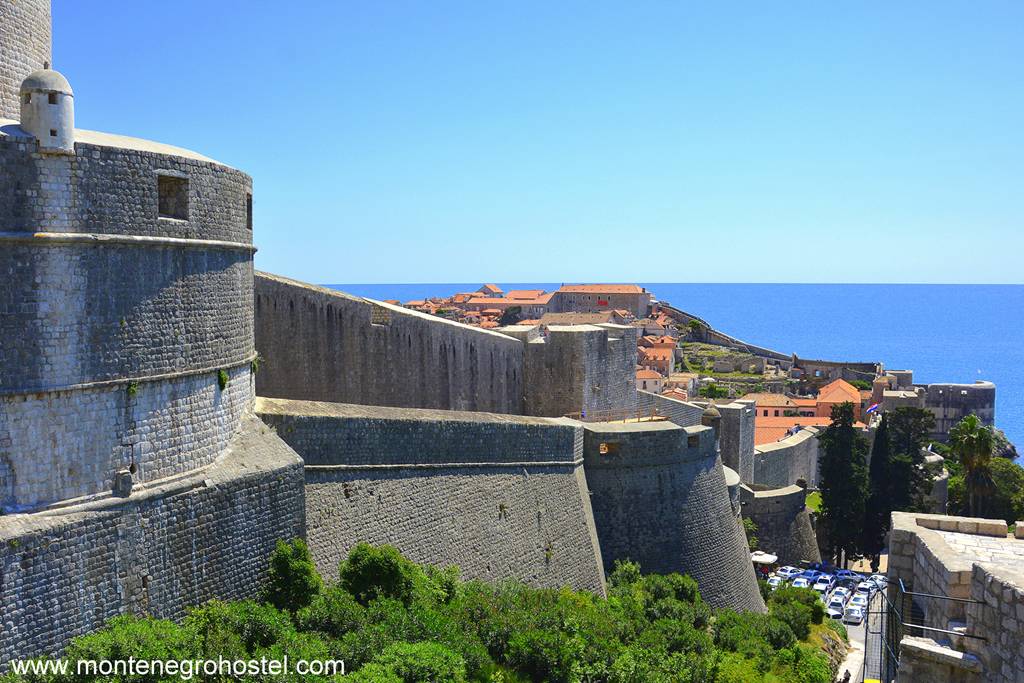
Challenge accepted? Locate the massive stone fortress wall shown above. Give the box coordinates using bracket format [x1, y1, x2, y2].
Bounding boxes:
[0, 127, 255, 511]
[0, 416, 306, 663]
[719, 400, 756, 483]
[922, 381, 995, 440]
[752, 427, 820, 489]
[581, 421, 766, 612]
[256, 398, 606, 594]
[255, 273, 524, 414]
[740, 484, 820, 566]
[0, 0, 51, 120]
[519, 324, 639, 418]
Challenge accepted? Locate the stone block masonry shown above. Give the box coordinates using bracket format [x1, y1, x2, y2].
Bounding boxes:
[256, 397, 606, 595]
[752, 426, 820, 489]
[255, 273, 524, 414]
[0, 0, 51, 121]
[582, 421, 766, 612]
[636, 390, 704, 428]
[740, 484, 820, 566]
[0, 415, 306, 663]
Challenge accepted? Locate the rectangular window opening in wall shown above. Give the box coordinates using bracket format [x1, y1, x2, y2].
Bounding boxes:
[48, 93, 57, 105]
[49, 129, 57, 137]
[158, 175, 189, 220]
[246, 193, 253, 230]
[598, 442, 620, 456]
[687, 434, 699, 447]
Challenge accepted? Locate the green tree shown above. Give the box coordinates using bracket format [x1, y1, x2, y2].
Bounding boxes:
[948, 457, 1024, 523]
[340, 543, 421, 606]
[861, 413, 892, 567]
[742, 517, 758, 551]
[949, 415, 997, 517]
[817, 402, 869, 566]
[262, 538, 323, 612]
[887, 407, 937, 512]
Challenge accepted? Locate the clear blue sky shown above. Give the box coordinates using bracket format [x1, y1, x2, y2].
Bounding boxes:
[55, 1, 1023, 284]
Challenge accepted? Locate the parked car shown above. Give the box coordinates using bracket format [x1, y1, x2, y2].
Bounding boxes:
[843, 606, 865, 625]
[813, 574, 834, 594]
[792, 577, 811, 589]
[830, 587, 851, 604]
[870, 574, 889, 589]
[826, 599, 846, 619]
[856, 581, 877, 597]
[849, 594, 869, 609]
[836, 578, 859, 592]
[835, 569, 862, 581]
[776, 566, 802, 580]
[767, 576, 784, 591]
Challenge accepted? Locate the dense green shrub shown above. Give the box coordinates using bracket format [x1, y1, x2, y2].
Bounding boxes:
[340, 543, 421, 606]
[12, 542, 844, 683]
[263, 538, 323, 611]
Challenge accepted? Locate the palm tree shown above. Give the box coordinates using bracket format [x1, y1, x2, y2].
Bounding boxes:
[949, 414, 995, 517]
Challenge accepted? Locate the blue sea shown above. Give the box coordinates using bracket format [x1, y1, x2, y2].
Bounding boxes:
[325, 283, 1024, 447]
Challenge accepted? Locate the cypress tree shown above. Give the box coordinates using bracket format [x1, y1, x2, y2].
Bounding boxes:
[817, 402, 870, 567]
[861, 413, 892, 570]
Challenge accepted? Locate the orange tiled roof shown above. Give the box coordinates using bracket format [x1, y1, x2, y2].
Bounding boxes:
[636, 369, 662, 380]
[818, 379, 861, 404]
[741, 392, 798, 408]
[479, 284, 503, 293]
[755, 415, 866, 445]
[506, 289, 546, 300]
[481, 308, 502, 316]
[466, 294, 553, 306]
[405, 300, 426, 307]
[558, 284, 645, 294]
[479, 320, 499, 328]
[639, 347, 673, 362]
[518, 319, 541, 326]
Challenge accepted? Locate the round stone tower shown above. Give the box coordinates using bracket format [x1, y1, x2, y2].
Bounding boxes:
[0, 0, 52, 121]
[19, 67, 74, 153]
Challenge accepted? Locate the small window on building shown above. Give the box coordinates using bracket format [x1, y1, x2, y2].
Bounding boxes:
[687, 434, 700, 448]
[48, 93, 58, 105]
[598, 442, 620, 456]
[774, 409, 780, 417]
[158, 175, 189, 220]
[49, 129, 57, 137]
[246, 193, 253, 230]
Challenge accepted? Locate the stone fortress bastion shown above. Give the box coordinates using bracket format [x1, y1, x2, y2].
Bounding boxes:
[0, 1, 864, 663]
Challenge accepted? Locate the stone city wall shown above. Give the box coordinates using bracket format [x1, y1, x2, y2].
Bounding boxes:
[581, 421, 766, 612]
[521, 324, 638, 418]
[740, 484, 820, 566]
[719, 400, 756, 483]
[0, 415, 305, 663]
[922, 382, 996, 441]
[752, 427, 820, 489]
[255, 273, 524, 414]
[256, 397, 606, 595]
[636, 390, 704, 428]
[0, 134, 255, 510]
[0, 0, 51, 121]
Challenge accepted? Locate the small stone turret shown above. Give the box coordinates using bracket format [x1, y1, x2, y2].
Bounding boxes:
[701, 403, 722, 440]
[19, 66, 74, 153]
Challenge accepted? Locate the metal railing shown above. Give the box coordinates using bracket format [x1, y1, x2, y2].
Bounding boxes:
[563, 406, 669, 423]
[864, 578, 987, 682]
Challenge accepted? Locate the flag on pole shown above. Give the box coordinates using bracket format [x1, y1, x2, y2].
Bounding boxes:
[865, 403, 880, 414]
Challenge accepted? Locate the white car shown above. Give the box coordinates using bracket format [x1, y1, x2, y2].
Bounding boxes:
[842, 606, 865, 625]
[826, 599, 846, 619]
[870, 574, 889, 589]
[813, 574, 834, 594]
[776, 566, 802, 580]
[831, 587, 851, 603]
[849, 594, 869, 609]
[856, 581, 877, 597]
[791, 577, 811, 589]
[767, 576, 784, 591]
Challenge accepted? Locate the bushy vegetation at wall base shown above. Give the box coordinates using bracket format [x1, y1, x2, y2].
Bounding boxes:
[4, 540, 846, 682]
